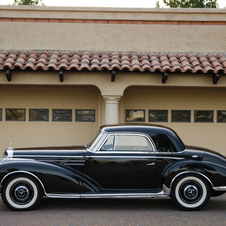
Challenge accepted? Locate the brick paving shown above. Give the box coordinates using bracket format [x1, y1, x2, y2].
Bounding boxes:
[0, 194, 226, 226]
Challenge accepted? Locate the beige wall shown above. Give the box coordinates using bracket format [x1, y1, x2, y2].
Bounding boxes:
[123, 87, 226, 154]
[0, 79, 226, 155]
[0, 85, 101, 155]
[0, 6, 226, 52]
[1, 22, 226, 52]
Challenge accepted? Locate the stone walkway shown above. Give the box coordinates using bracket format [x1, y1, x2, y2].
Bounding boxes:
[0, 194, 226, 226]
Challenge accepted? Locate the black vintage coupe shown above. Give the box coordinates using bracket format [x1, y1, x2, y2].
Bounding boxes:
[1, 124, 226, 211]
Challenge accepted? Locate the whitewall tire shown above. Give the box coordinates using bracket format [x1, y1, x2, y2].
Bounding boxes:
[171, 174, 210, 211]
[2, 174, 43, 211]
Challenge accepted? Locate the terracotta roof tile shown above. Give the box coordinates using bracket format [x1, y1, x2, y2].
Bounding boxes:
[0, 50, 225, 74]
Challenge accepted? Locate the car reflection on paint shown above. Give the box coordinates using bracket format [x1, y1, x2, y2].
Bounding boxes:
[0, 124, 226, 211]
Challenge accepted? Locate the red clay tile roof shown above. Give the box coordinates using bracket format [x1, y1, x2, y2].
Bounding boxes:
[0, 50, 225, 74]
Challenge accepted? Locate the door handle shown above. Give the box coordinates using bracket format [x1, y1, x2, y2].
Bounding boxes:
[147, 163, 155, 166]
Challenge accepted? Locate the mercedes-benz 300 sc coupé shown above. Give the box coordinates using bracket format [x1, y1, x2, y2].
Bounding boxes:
[1, 124, 226, 211]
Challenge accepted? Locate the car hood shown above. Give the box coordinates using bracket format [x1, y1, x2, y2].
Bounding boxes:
[4, 145, 86, 160]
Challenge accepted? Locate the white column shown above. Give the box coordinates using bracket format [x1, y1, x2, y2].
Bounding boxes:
[103, 95, 121, 124]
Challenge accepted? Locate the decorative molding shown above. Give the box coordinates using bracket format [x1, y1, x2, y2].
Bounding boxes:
[0, 18, 225, 25]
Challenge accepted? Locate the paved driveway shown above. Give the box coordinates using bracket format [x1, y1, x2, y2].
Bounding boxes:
[0, 194, 226, 226]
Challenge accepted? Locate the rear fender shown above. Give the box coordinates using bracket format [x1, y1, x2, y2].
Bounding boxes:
[162, 160, 226, 190]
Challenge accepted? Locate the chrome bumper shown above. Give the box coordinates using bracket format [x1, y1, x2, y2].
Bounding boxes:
[213, 186, 226, 191]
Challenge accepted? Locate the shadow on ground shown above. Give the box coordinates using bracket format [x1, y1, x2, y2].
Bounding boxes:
[36, 195, 226, 212]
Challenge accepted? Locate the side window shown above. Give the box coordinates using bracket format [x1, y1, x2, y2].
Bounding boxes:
[153, 134, 177, 153]
[115, 135, 153, 151]
[100, 135, 115, 151]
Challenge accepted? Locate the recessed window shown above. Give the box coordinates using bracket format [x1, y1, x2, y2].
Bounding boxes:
[29, 109, 49, 121]
[76, 110, 95, 122]
[149, 110, 168, 122]
[100, 135, 153, 151]
[125, 110, 145, 122]
[194, 110, 213, 123]
[217, 111, 226, 123]
[52, 109, 72, 122]
[172, 110, 191, 122]
[6, 109, 26, 121]
[0, 109, 2, 121]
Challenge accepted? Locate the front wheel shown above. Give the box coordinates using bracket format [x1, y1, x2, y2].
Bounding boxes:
[2, 174, 43, 211]
[171, 174, 210, 211]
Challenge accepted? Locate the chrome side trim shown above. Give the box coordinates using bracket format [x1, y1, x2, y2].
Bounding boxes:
[0, 171, 47, 195]
[147, 163, 155, 166]
[212, 186, 226, 191]
[90, 156, 184, 160]
[39, 160, 85, 162]
[80, 193, 157, 198]
[96, 151, 154, 154]
[13, 155, 84, 158]
[1, 158, 35, 162]
[46, 193, 80, 198]
[170, 171, 214, 192]
[64, 163, 85, 166]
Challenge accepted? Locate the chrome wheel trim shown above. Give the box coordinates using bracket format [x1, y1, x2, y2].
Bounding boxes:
[5, 177, 38, 209]
[183, 184, 199, 201]
[175, 176, 207, 209]
[14, 185, 30, 203]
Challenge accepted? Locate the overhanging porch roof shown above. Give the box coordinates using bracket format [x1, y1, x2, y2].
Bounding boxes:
[0, 50, 225, 74]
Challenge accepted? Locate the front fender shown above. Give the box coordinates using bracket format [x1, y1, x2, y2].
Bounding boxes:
[0, 159, 100, 194]
[162, 160, 226, 189]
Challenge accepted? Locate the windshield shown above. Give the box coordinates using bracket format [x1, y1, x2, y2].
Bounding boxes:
[89, 130, 104, 151]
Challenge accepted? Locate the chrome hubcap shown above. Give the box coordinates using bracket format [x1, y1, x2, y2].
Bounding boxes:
[10, 182, 34, 205]
[179, 180, 202, 204]
[184, 185, 198, 200]
[14, 186, 29, 201]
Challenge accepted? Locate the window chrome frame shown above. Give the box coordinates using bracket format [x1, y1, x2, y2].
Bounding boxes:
[96, 132, 156, 153]
[89, 131, 108, 153]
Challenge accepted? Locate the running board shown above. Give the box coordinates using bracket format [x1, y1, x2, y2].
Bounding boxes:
[80, 192, 167, 199]
[45, 184, 170, 199]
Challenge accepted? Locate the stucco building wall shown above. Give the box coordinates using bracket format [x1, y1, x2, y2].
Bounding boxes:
[0, 6, 226, 155]
[0, 6, 226, 52]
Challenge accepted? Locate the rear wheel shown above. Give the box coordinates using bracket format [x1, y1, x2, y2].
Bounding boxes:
[171, 174, 210, 211]
[2, 174, 43, 211]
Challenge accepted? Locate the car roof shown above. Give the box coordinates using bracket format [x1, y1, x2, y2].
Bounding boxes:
[100, 123, 175, 134]
[100, 124, 185, 152]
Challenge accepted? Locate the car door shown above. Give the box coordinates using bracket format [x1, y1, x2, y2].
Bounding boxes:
[86, 133, 157, 192]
